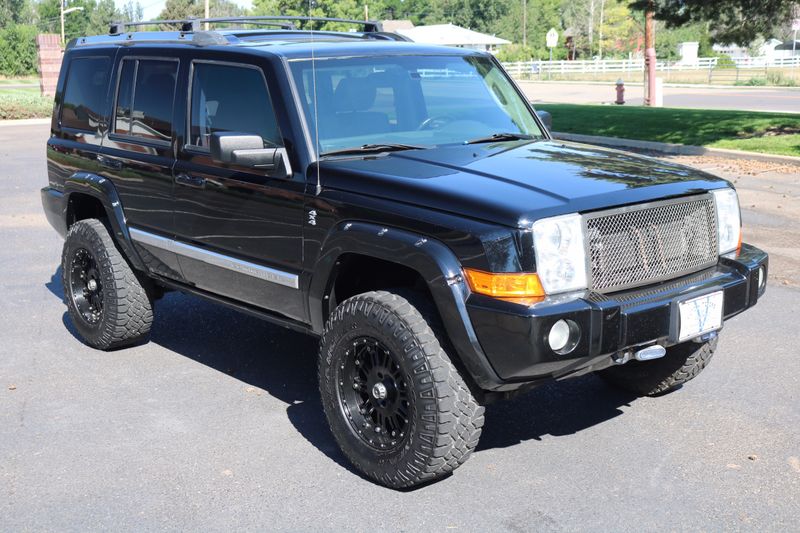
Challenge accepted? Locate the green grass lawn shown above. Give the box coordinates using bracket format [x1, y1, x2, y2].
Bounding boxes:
[0, 77, 38, 85]
[537, 103, 800, 157]
[0, 88, 53, 120]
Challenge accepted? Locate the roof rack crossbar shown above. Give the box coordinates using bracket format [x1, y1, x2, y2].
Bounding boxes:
[110, 15, 383, 36]
[109, 19, 194, 35]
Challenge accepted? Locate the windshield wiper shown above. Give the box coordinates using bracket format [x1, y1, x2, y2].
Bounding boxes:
[321, 143, 425, 157]
[464, 132, 536, 145]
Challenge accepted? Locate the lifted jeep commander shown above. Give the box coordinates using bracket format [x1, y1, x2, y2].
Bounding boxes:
[42, 17, 768, 489]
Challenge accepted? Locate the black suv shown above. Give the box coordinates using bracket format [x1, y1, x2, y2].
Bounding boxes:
[41, 17, 768, 489]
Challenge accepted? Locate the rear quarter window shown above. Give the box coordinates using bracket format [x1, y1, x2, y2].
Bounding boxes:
[60, 57, 111, 132]
[113, 58, 179, 143]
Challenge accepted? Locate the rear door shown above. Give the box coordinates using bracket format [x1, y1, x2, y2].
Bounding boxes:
[101, 50, 183, 280]
[171, 58, 306, 321]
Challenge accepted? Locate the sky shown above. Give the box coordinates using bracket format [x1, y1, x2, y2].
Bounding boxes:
[114, 0, 254, 21]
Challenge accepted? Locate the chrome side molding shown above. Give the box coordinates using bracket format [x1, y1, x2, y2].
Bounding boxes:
[129, 227, 299, 289]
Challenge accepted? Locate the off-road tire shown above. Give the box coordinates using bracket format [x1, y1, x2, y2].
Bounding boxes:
[62, 218, 154, 349]
[319, 291, 485, 489]
[598, 338, 718, 397]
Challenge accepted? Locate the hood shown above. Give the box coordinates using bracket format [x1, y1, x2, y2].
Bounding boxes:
[318, 140, 729, 228]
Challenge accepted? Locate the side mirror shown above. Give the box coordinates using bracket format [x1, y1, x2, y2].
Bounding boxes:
[536, 110, 553, 130]
[209, 132, 291, 177]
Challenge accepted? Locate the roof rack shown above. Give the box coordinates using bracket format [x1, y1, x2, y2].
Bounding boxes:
[109, 15, 384, 36]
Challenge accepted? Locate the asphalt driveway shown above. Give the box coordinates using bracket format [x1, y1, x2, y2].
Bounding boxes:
[1, 124, 798, 531]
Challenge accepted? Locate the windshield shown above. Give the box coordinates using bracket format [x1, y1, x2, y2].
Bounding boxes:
[288, 54, 544, 155]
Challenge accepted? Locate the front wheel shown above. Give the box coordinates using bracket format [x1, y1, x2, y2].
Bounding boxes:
[318, 291, 484, 489]
[597, 338, 718, 397]
[61, 219, 154, 350]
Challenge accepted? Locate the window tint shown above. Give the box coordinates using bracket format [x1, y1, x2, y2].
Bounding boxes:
[113, 58, 178, 142]
[61, 57, 111, 131]
[114, 60, 135, 135]
[189, 63, 280, 150]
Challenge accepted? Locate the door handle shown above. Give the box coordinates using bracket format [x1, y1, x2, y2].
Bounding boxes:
[175, 173, 206, 189]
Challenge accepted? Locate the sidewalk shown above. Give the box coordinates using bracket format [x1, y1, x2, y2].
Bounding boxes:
[0, 118, 50, 127]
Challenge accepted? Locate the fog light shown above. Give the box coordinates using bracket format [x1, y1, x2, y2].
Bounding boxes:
[758, 265, 767, 291]
[548, 319, 580, 354]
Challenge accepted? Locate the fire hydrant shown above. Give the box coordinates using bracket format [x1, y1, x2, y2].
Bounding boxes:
[615, 78, 625, 105]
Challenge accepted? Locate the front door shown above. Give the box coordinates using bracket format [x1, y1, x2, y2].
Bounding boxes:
[172, 59, 306, 321]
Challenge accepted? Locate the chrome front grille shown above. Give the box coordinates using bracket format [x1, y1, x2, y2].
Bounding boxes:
[586, 195, 718, 293]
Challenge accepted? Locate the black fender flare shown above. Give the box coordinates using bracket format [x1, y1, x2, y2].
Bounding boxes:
[308, 221, 505, 391]
[62, 172, 145, 271]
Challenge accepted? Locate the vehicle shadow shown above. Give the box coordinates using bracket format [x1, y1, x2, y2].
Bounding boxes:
[46, 268, 638, 473]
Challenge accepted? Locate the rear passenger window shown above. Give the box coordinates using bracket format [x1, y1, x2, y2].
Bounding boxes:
[189, 62, 280, 150]
[61, 57, 111, 132]
[113, 58, 178, 143]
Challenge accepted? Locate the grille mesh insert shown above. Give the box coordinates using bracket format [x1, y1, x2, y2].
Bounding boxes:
[586, 196, 717, 293]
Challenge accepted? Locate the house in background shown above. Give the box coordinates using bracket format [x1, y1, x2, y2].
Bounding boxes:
[381, 19, 415, 33]
[387, 22, 511, 54]
[712, 43, 750, 58]
[771, 40, 800, 59]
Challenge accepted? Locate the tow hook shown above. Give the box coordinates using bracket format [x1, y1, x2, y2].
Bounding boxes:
[612, 344, 667, 365]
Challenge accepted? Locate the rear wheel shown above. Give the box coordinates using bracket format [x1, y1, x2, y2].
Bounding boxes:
[597, 338, 718, 397]
[62, 219, 154, 350]
[319, 291, 484, 489]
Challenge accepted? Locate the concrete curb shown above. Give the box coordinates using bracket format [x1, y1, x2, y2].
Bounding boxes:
[0, 118, 50, 127]
[552, 131, 800, 166]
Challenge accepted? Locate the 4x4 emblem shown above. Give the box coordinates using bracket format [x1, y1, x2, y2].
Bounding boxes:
[308, 209, 317, 226]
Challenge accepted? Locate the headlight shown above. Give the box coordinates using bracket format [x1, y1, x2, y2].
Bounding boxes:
[712, 188, 741, 254]
[532, 213, 588, 294]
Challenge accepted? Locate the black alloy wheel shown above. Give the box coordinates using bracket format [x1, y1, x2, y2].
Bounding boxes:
[337, 337, 411, 451]
[69, 248, 104, 325]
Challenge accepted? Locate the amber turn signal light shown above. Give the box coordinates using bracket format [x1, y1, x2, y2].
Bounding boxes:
[463, 269, 546, 299]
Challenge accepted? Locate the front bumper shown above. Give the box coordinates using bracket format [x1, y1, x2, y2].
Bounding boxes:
[468, 243, 768, 384]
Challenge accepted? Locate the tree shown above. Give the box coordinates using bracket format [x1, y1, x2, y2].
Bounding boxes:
[629, 0, 800, 44]
[158, 0, 245, 22]
[122, 1, 144, 22]
[0, 23, 38, 76]
[251, 0, 366, 29]
[495, 0, 563, 59]
[597, 0, 637, 58]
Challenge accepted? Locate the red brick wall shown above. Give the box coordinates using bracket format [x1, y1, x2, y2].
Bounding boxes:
[36, 34, 63, 97]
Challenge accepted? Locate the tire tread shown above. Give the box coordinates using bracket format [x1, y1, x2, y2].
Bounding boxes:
[62, 219, 153, 349]
[319, 290, 484, 488]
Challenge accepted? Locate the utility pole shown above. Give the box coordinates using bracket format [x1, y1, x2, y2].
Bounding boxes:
[204, 0, 209, 30]
[644, 0, 656, 106]
[60, 1, 84, 45]
[522, 0, 527, 47]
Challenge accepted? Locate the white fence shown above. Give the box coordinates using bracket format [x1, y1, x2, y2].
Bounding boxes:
[502, 56, 800, 78]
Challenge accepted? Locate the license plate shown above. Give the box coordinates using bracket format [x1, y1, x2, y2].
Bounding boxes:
[677, 291, 724, 342]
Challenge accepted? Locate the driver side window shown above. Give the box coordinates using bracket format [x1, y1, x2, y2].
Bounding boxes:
[188, 62, 281, 150]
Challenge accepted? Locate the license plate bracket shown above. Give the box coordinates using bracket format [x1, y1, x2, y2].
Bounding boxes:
[670, 290, 724, 343]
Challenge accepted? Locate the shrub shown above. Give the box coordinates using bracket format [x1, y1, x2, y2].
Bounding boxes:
[735, 77, 768, 86]
[714, 55, 737, 69]
[0, 24, 39, 76]
[766, 72, 797, 87]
